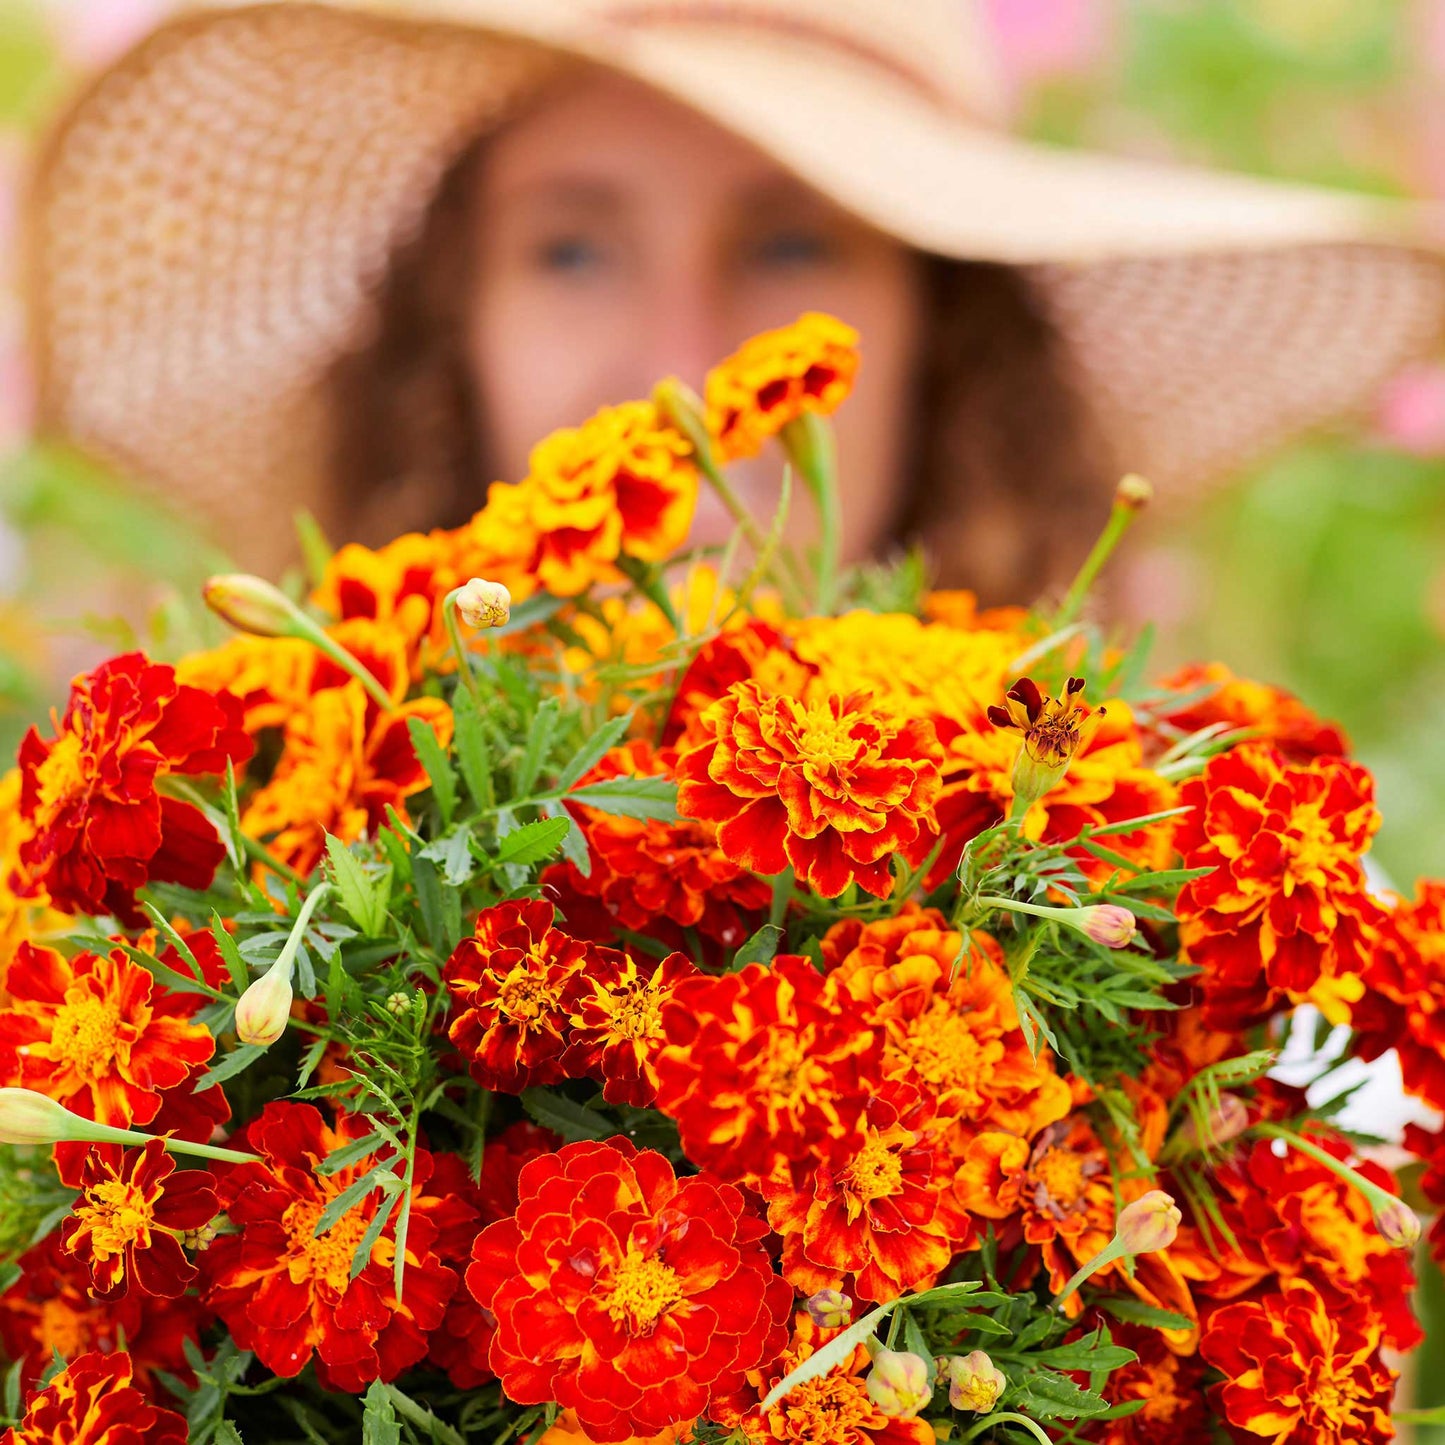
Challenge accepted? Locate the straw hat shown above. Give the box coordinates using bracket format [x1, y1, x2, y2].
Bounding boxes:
[25, 0, 1445, 573]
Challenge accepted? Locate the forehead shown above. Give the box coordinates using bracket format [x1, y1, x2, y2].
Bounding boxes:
[480, 68, 810, 205]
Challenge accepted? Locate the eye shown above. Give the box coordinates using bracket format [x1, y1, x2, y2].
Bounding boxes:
[534, 235, 608, 274]
[746, 228, 836, 271]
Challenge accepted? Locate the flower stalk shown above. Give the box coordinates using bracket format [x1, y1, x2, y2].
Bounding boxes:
[234, 882, 333, 1047]
[1053, 474, 1153, 627]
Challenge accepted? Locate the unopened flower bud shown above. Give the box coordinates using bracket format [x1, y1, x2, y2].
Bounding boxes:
[1114, 474, 1153, 511]
[1375, 1198, 1422, 1250]
[805, 1288, 852, 1330]
[385, 991, 413, 1019]
[181, 1221, 219, 1251]
[0, 1088, 99, 1145]
[1115, 1190, 1181, 1255]
[455, 578, 511, 629]
[865, 1350, 932, 1419]
[1177, 1093, 1249, 1152]
[234, 965, 293, 1047]
[1078, 904, 1136, 949]
[945, 1350, 1006, 1413]
[203, 574, 306, 639]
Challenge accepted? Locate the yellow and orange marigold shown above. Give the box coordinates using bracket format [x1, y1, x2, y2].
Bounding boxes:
[704, 312, 860, 463]
[0, 1350, 186, 1445]
[467, 1138, 791, 1443]
[676, 681, 943, 899]
[1175, 741, 1384, 1024]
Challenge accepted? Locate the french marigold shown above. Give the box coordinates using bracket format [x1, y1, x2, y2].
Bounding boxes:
[59, 1140, 217, 1302]
[0, 769, 68, 978]
[202, 1102, 458, 1391]
[445, 899, 594, 1092]
[1200, 1279, 1395, 1445]
[652, 955, 883, 1190]
[1354, 880, 1445, 1111]
[563, 950, 700, 1107]
[544, 740, 770, 960]
[0, 942, 214, 1128]
[0, 1350, 186, 1445]
[10, 652, 252, 922]
[1404, 1121, 1445, 1262]
[704, 312, 860, 463]
[1198, 1130, 1420, 1350]
[538, 1414, 694, 1445]
[241, 678, 453, 875]
[1174, 741, 1384, 1024]
[764, 1082, 972, 1305]
[712, 1309, 934, 1444]
[1080, 1324, 1213, 1445]
[822, 905, 1072, 1141]
[676, 681, 943, 900]
[0, 1234, 204, 1394]
[490, 400, 698, 596]
[467, 1137, 791, 1443]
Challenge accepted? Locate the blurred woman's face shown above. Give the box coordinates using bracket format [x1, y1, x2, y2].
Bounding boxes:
[465, 72, 926, 560]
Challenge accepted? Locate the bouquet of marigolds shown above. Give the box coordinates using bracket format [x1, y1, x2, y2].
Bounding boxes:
[1, 314, 1443, 1445]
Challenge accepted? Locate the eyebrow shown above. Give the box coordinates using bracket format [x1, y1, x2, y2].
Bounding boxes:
[490, 176, 628, 214]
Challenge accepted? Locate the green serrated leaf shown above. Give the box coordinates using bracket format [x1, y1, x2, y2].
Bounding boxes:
[554, 711, 634, 792]
[1094, 1297, 1194, 1332]
[495, 816, 572, 867]
[567, 775, 677, 821]
[209, 916, 250, 992]
[317, 1128, 388, 1176]
[420, 827, 475, 887]
[314, 1163, 403, 1236]
[732, 924, 784, 970]
[406, 715, 457, 827]
[516, 697, 561, 798]
[350, 1190, 399, 1282]
[1034, 1341, 1137, 1372]
[1012, 1370, 1110, 1419]
[452, 696, 494, 810]
[325, 834, 392, 937]
[191, 1043, 267, 1092]
[214, 1422, 244, 1445]
[362, 1379, 401, 1445]
[519, 1088, 616, 1142]
[542, 800, 592, 878]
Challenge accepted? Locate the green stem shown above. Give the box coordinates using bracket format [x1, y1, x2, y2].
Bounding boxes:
[1252, 1123, 1400, 1214]
[1054, 497, 1143, 628]
[1051, 1237, 1127, 1312]
[392, 1092, 423, 1303]
[960, 1411, 1053, 1445]
[84, 1119, 260, 1166]
[977, 895, 1068, 924]
[271, 883, 334, 988]
[782, 413, 840, 614]
[239, 830, 306, 887]
[306, 629, 397, 714]
[442, 587, 481, 706]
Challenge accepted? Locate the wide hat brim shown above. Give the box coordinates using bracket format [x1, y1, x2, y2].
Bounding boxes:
[26, 0, 1445, 573]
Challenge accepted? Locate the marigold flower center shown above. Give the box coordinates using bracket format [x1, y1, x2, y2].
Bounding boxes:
[496, 966, 563, 1023]
[609, 983, 662, 1041]
[900, 1004, 995, 1099]
[780, 1374, 878, 1442]
[36, 1299, 89, 1359]
[51, 996, 125, 1079]
[281, 1196, 377, 1293]
[842, 1135, 905, 1204]
[33, 729, 91, 818]
[78, 1178, 156, 1258]
[600, 1246, 685, 1333]
[795, 711, 869, 768]
[1279, 806, 1344, 891]
[1025, 714, 1083, 768]
[1030, 1147, 1092, 1217]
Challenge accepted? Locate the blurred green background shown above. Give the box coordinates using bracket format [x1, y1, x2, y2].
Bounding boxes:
[0, 0, 1442, 863]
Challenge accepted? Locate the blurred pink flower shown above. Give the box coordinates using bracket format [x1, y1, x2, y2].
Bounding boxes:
[1414, 0, 1445, 82]
[983, 0, 1115, 92]
[45, 0, 171, 70]
[1374, 365, 1445, 456]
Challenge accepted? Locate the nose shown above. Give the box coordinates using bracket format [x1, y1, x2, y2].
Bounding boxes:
[636, 270, 724, 396]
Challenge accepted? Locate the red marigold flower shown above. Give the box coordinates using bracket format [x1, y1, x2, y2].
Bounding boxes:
[543, 740, 770, 958]
[10, 652, 251, 922]
[0, 1234, 204, 1394]
[764, 1083, 972, 1305]
[1198, 1128, 1420, 1351]
[1081, 1324, 1213, 1445]
[564, 950, 700, 1107]
[1175, 741, 1384, 1024]
[60, 1140, 217, 1302]
[711, 1309, 934, 1444]
[652, 955, 883, 1189]
[467, 1137, 791, 1443]
[1200, 1278, 1395, 1445]
[1354, 880, 1445, 1111]
[0, 942, 214, 1128]
[703, 313, 860, 463]
[676, 681, 943, 900]
[1405, 1121, 1445, 1262]
[202, 1102, 458, 1391]
[445, 900, 594, 1092]
[0, 1350, 186, 1445]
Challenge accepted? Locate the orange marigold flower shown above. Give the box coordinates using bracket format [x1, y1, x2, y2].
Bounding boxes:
[11, 652, 252, 922]
[1154, 661, 1349, 761]
[241, 679, 452, 875]
[494, 400, 698, 597]
[202, 1102, 459, 1391]
[0, 769, 68, 977]
[445, 900, 595, 1093]
[704, 313, 860, 463]
[764, 1083, 973, 1305]
[0, 1234, 204, 1394]
[676, 681, 943, 900]
[467, 1137, 791, 1443]
[1175, 741, 1384, 1025]
[652, 956, 883, 1190]
[0, 1351, 186, 1445]
[712, 1309, 934, 1444]
[1200, 1129, 1420, 1351]
[538, 1413, 694, 1444]
[543, 740, 770, 959]
[0, 942, 214, 1128]
[1081, 1324, 1213, 1445]
[60, 1140, 217, 1302]
[563, 950, 700, 1107]
[823, 905, 1072, 1140]
[1200, 1279, 1395, 1445]
[1354, 880, 1445, 1112]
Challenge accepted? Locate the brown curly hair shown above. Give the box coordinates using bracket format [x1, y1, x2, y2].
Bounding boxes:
[324, 138, 1117, 606]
